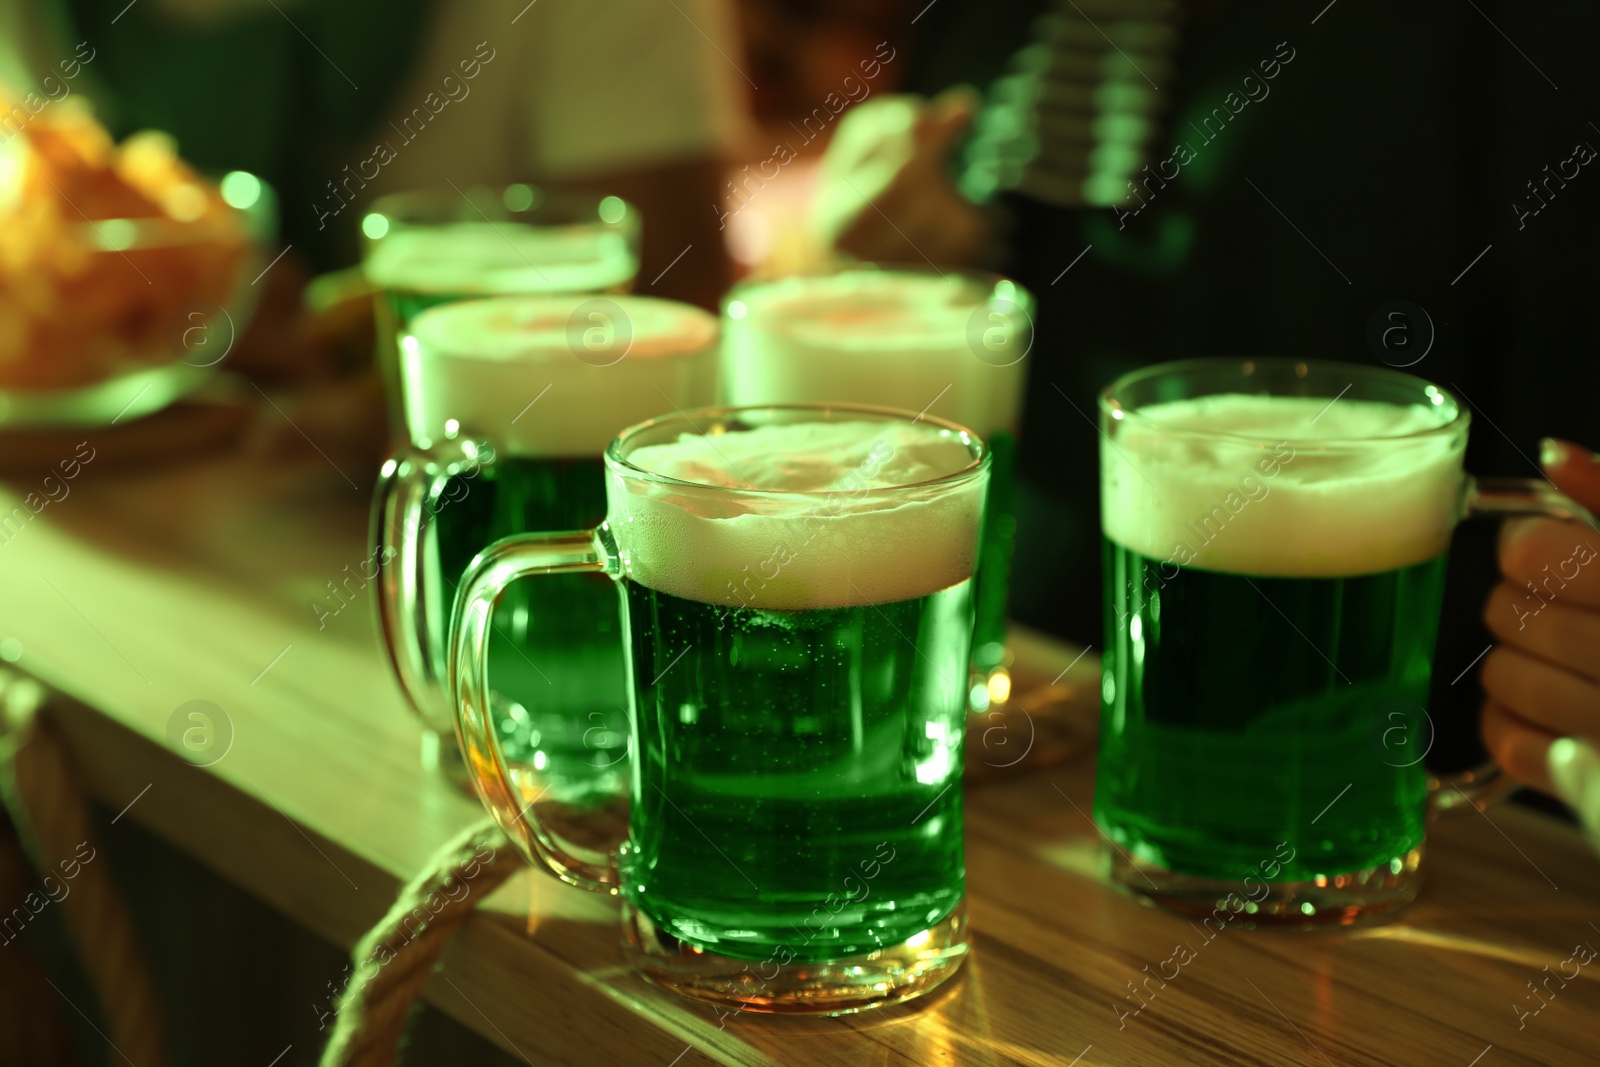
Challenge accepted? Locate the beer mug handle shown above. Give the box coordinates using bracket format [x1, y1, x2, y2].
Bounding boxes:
[372, 438, 494, 737]
[1430, 476, 1598, 815]
[450, 527, 624, 895]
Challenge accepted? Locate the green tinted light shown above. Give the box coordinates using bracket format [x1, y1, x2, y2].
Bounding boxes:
[362, 213, 390, 240]
[1093, 113, 1153, 144]
[503, 183, 536, 212]
[219, 170, 261, 210]
[1090, 142, 1143, 178]
[98, 218, 137, 251]
[1083, 171, 1130, 205]
[598, 195, 627, 224]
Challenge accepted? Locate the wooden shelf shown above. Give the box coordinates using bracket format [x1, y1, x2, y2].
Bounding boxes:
[1, 452, 1595, 1065]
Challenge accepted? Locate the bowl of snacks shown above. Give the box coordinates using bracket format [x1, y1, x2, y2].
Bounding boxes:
[0, 98, 275, 427]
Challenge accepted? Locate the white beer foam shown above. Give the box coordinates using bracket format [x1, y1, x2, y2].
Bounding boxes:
[1103, 394, 1464, 576]
[366, 223, 637, 295]
[404, 295, 717, 457]
[723, 271, 1027, 436]
[613, 420, 984, 609]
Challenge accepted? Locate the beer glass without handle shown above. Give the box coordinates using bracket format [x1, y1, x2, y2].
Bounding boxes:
[450, 405, 989, 1012]
[372, 294, 715, 789]
[1096, 358, 1594, 921]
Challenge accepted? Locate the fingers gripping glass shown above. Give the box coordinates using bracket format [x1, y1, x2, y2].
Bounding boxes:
[449, 404, 989, 1013]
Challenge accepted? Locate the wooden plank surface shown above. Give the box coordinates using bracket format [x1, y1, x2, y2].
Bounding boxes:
[1, 449, 1597, 1066]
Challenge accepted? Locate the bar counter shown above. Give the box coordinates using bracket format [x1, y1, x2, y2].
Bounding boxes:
[1, 444, 1595, 1066]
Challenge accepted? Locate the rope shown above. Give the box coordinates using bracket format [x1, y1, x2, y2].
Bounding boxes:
[319, 816, 522, 1066]
[0, 669, 167, 1066]
[0, 668, 524, 1066]
[0, 813, 76, 1065]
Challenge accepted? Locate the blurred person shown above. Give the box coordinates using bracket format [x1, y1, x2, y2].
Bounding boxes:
[809, 87, 990, 268]
[815, 0, 1600, 795]
[737, 0, 903, 130]
[6, 0, 747, 304]
[2, 0, 750, 460]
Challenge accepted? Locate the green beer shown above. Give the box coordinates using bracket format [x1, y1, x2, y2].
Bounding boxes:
[450, 406, 987, 1010]
[377, 223, 639, 336]
[1098, 537, 1444, 880]
[371, 223, 639, 308]
[375, 293, 715, 791]
[621, 580, 969, 961]
[1095, 379, 1469, 916]
[427, 454, 622, 779]
[721, 268, 1030, 685]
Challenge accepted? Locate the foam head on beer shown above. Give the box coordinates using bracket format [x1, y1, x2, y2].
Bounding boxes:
[613, 418, 986, 609]
[405, 295, 717, 456]
[1102, 393, 1466, 576]
[723, 270, 1028, 435]
[366, 223, 638, 297]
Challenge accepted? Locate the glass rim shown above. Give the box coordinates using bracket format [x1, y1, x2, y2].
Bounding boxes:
[1098, 357, 1470, 447]
[723, 261, 1034, 316]
[76, 170, 277, 251]
[604, 403, 989, 497]
[363, 183, 638, 231]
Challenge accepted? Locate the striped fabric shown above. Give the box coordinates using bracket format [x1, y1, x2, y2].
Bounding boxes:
[960, 0, 1182, 208]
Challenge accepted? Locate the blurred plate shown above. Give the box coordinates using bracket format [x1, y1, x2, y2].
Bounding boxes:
[0, 170, 277, 428]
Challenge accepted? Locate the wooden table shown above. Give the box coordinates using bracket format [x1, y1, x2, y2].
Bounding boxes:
[1, 448, 1596, 1066]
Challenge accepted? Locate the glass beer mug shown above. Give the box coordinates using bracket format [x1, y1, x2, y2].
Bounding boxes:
[450, 405, 988, 1012]
[373, 293, 715, 792]
[1096, 358, 1593, 922]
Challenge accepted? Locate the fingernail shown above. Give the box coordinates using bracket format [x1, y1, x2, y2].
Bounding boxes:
[1540, 437, 1563, 470]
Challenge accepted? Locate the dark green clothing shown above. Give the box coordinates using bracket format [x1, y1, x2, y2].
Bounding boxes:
[57, 0, 432, 267]
[913, 1, 1600, 767]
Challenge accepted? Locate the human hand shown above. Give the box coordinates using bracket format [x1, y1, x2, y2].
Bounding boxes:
[1480, 439, 1600, 832]
[810, 88, 993, 269]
